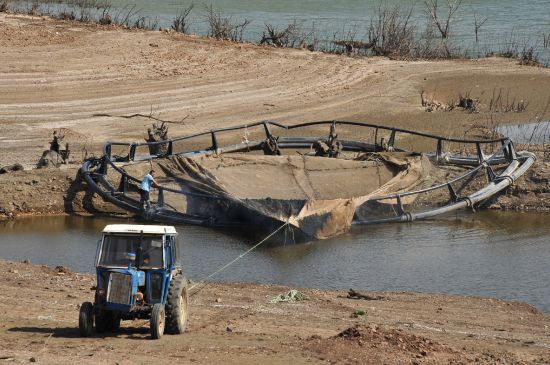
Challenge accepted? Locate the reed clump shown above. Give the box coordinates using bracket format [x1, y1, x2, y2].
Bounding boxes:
[489, 89, 529, 113]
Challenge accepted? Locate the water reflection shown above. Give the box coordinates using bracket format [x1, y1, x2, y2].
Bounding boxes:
[0, 211, 549, 312]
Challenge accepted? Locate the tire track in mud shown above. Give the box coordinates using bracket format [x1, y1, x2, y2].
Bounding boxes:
[2, 15, 549, 166]
[0, 48, 375, 130]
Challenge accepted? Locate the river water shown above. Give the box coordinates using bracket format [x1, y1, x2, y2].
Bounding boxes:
[108, 0, 549, 62]
[9, 0, 550, 62]
[1, 211, 549, 312]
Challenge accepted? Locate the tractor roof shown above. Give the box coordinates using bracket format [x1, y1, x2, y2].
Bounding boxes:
[102, 224, 178, 235]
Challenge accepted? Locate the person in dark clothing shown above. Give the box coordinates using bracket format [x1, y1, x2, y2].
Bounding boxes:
[50, 131, 63, 153]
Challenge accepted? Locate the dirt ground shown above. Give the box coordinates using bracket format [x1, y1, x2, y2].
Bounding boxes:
[0, 13, 549, 218]
[1, 13, 550, 169]
[1, 14, 550, 364]
[0, 259, 549, 365]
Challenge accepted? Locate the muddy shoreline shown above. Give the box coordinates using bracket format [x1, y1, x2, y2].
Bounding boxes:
[0, 259, 548, 364]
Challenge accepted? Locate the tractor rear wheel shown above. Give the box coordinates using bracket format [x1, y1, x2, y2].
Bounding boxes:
[165, 275, 189, 334]
[150, 303, 165, 339]
[79, 302, 94, 337]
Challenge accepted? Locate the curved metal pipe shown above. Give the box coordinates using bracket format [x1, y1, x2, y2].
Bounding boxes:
[82, 120, 535, 231]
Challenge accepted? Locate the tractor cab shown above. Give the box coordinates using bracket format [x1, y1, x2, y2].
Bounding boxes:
[79, 224, 189, 339]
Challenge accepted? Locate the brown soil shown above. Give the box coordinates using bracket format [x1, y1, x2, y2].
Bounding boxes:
[0, 259, 549, 364]
[0, 166, 128, 219]
[1, 14, 550, 364]
[0, 13, 549, 217]
[488, 152, 550, 212]
[1, 13, 550, 168]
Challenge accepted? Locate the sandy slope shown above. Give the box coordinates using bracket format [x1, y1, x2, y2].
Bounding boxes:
[1, 13, 549, 168]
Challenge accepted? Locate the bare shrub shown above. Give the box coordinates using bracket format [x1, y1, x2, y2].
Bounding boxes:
[260, 20, 316, 51]
[489, 88, 529, 113]
[172, 3, 194, 34]
[423, 0, 462, 39]
[260, 22, 299, 47]
[0, 0, 9, 13]
[298, 22, 319, 51]
[367, 5, 415, 58]
[134, 16, 158, 30]
[414, 25, 464, 59]
[544, 33, 550, 49]
[497, 32, 520, 59]
[98, 6, 112, 25]
[58, 10, 76, 20]
[205, 5, 251, 41]
[112, 4, 140, 27]
[519, 46, 541, 66]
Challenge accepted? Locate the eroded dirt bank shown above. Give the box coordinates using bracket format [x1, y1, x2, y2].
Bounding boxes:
[1, 150, 548, 221]
[0, 166, 128, 220]
[0, 259, 549, 365]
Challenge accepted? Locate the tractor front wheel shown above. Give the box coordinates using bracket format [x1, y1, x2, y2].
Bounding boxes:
[166, 275, 189, 334]
[79, 302, 94, 337]
[150, 303, 165, 339]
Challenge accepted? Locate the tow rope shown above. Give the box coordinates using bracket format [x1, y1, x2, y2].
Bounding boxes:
[188, 221, 290, 296]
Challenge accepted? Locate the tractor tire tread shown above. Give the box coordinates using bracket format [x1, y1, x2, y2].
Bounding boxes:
[165, 274, 189, 334]
[150, 303, 165, 339]
[79, 302, 94, 337]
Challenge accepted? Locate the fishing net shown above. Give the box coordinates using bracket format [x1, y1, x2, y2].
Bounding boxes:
[131, 152, 435, 240]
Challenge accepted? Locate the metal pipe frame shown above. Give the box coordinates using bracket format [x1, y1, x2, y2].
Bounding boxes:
[82, 120, 536, 228]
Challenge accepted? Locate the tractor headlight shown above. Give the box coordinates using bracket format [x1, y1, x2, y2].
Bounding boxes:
[97, 288, 106, 298]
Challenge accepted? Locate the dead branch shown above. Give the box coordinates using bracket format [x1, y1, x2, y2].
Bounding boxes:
[93, 112, 188, 125]
[474, 13, 487, 43]
[423, 0, 462, 39]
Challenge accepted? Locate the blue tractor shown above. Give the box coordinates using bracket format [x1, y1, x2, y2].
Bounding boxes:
[79, 224, 189, 339]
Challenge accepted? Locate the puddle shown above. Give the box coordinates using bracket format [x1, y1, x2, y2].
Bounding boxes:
[497, 121, 550, 145]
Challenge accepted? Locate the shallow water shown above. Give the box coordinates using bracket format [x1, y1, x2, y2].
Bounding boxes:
[497, 121, 550, 145]
[1, 211, 549, 312]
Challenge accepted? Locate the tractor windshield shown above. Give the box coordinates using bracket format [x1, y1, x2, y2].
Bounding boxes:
[98, 234, 164, 269]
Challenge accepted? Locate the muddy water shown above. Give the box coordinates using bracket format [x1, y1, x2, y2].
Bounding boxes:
[1, 211, 549, 312]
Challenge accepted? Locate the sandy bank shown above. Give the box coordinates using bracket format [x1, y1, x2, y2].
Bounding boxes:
[1, 13, 549, 168]
[0, 259, 548, 364]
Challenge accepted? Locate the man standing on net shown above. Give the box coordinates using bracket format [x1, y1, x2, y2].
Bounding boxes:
[139, 169, 160, 211]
